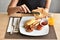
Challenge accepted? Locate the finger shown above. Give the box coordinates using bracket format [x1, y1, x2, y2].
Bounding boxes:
[21, 6, 25, 12]
[20, 6, 24, 12]
[19, 7, 22, 11]
[21, 5, 27, 13]
[23, 5, 28, 13]
[23, 4, 31, 13]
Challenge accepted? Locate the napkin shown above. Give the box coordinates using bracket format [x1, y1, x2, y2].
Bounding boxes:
[7, 17, 20, 33]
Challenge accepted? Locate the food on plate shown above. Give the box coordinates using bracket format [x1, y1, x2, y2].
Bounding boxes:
[24, 18, 48, 32]
[36, 24, 42, 30]
[26, 26, 34, 32]
[24, 18, 41, 32]
[24, 18, 36, 26]
[40, 18, 48, 26]
[41, 21, 48, 25]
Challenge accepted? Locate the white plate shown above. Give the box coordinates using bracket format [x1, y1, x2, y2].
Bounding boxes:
[19, 16, 49, 36]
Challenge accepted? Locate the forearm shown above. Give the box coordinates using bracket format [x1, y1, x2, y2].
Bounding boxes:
[45, 0, 51, 13]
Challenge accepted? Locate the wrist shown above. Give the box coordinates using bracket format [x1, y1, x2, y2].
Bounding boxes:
[44, 8, 49, 13]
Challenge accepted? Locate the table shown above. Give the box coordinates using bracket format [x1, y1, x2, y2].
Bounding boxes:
[0, 12, 60, 40]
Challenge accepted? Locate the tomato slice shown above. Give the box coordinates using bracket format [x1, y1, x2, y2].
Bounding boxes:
[36, 24, 42, 30]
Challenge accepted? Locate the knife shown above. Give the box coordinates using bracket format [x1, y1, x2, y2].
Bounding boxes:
[17, 12, 40, 15]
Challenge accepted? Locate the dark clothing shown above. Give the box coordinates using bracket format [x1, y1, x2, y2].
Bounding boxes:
[17, 0, 46, 11]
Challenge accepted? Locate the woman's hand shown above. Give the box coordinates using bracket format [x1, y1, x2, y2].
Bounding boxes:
[44, 8, 49, 13]
[7, 0, 31, 15]
[19, 4, 31, 13]
[36, 7, 49, 12]
[32, 8, 44, 19]
[32, 8, 43, 13]
[8, 4, 31, 15]
[32, 7, 49, 18]
[32, 7, 49, 13]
